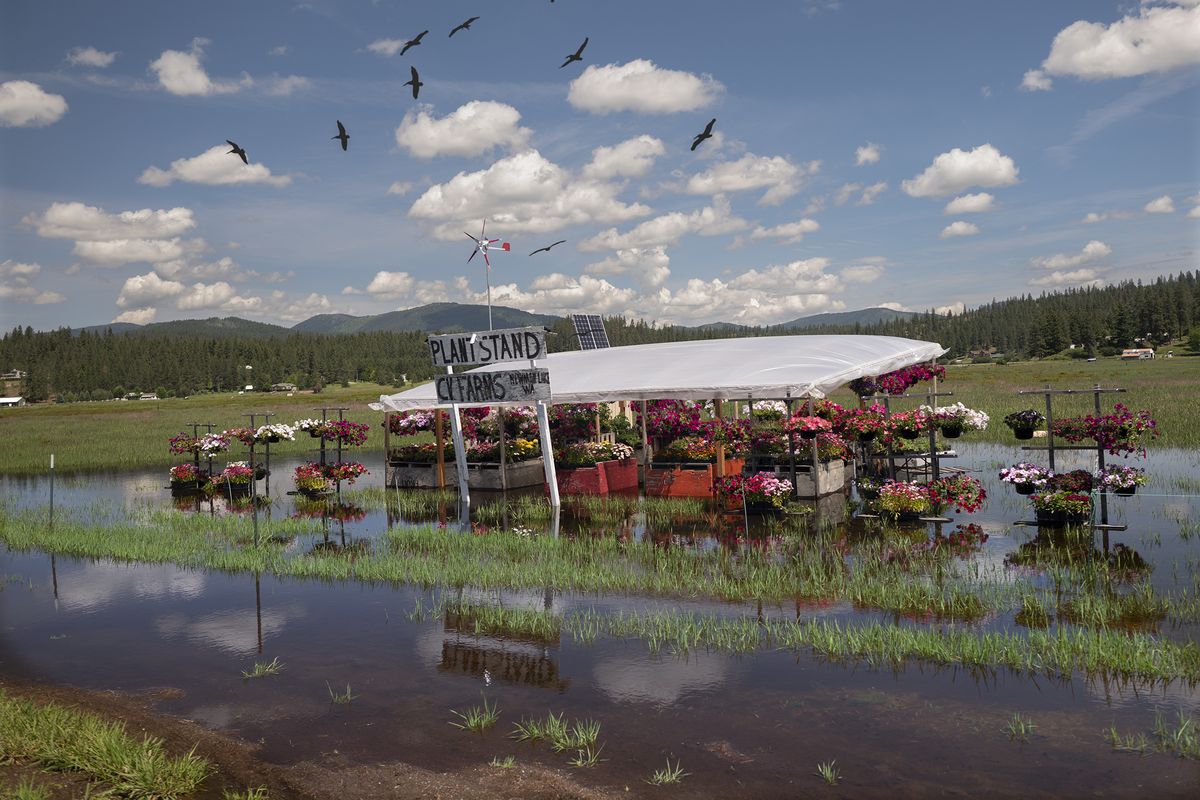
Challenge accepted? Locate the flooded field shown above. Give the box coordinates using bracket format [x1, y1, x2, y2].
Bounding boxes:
[2, 443, 1199, 796]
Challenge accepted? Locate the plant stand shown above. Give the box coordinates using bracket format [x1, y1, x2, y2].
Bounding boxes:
[645, 459, 746, 498]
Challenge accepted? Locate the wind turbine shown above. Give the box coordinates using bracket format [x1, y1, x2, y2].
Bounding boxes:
[464, 220, 510, 330]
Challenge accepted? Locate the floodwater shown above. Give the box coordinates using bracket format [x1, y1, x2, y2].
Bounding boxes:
[2, 443, 1199, 797]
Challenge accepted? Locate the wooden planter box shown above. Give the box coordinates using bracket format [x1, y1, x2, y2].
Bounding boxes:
[645, 458, 746, 498]
[387, 458, 546, 490]
[750, 460, 845, 498]
[551, 458, 638, 496]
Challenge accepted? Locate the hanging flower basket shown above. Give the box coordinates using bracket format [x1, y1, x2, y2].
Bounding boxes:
[857, 431, 877, 443]
[1013, 427, 1035, 440]
[1035, 510, 1090, 526]
[940, 421, 964, 439]
[1015, 483, 1035, 496]
[1115, 486, 1136, 497]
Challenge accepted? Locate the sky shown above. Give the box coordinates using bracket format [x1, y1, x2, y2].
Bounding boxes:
[1, 0, 1198, 331]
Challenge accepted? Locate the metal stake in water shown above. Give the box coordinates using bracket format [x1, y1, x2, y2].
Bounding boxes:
[48, 453, 55, 530]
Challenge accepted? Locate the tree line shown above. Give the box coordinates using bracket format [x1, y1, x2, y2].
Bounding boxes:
[2, 272, 1195, 403]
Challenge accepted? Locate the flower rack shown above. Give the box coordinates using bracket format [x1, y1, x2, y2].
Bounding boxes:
[645, 458, 747, 498]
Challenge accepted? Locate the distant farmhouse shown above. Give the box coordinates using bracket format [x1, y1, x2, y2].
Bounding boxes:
[0, 396, 26, 408]
[271, 382, 298, 393]
[1, 368, 27, 397]
[1121, 348, 1155, 360]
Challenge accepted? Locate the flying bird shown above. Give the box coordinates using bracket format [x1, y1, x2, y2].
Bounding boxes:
[560, 37, 588, 69]
[449, 16, 479, 37]
[404, 66, 423, 99]
[400, 30, 428, 55]
[226, 139, 248, 164]
[529, 240, 566, 256]
[331, 120, 349, 151]
[690, 118, 716, 151]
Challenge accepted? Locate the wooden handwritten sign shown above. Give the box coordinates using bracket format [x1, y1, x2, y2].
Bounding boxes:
[428, 327, 548, 368]
[434, 368, 551, 405]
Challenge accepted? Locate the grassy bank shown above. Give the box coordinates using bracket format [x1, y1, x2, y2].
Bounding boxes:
[0, 383, 388, 474]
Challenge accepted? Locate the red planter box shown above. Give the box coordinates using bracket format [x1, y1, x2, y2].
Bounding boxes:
[645, 459, 746, 498]
[550, 458, 638, 496]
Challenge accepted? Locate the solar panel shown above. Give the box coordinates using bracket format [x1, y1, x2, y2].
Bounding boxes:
[570, 313, 610, 350]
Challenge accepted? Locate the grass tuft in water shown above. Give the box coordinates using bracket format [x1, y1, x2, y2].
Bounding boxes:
[815, 759, 840, 785]
[13, 778, 50, 800]
[646, 758, 689, 785]
[223, 789, 270, 800]
[567, 743, 605, 768]
[449, 694, 500, 733]
[489, 755, 517, 769]
[325, 682, 356, 704]
[1007, 712, 1036, 742]
[241, 657, 284, 679]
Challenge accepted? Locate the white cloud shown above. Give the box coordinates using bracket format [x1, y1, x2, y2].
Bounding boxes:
[67, 46, 117, 68]
[1189, 206, 1200, 219]
[841, 265, 885, 283]
[113, 308, 156, 325]
[149, 38, 248, 96]
[727, 258, 841, 293]
[567, 59, 723, 114]
[1083, 212, 1106, 224]
[363, 271, 415, 299]
[834, 183, 860, 206]
[267, 291, 332, 322]
[749, 219, 820, 244]
[387, 181, 414, 195]
[1030, 268, 1104, 288]
[366, 39, 405, 57]
[878, 302, 911, 313]
[980, 85, 993, 98]
[1032, 2, 1200, 83]
[0, 260, 41, 281]
[940, 221, 980, 239]
[582, 135, 666, 180]
[902, 144, 1019, 198]
[943, 192, 994, 214]
[268, 45, 289, 57]
[858, 182, 887, 205]
[0, 260, 64, 304]
[855, 142, 881, 165]
[579, 195, 746, 251]
[1020, 69, 1053, 91]
[471, 274, 639, 315]
[139, 145, 291, 187]
[0, 80, 68, 127]
[175, 281, 261, 312]
[583, 247, 671, 289]
[264, 75, 310, 96]
[154, 255, 254, 282]
[935, 301, 966, 315]
[1144, 195, 1175, 213]
[116, 271, 185, 307]
[25, 202, 196, 240]
[685, 154, 817, 205]
[72, 238, 200, 266]
[395, 101, 532, 159]
[409, 149, 651, 240]
[1031, 239, 1112, 269]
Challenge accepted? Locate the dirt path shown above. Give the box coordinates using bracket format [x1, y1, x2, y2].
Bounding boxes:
[0, 676, 621, 800]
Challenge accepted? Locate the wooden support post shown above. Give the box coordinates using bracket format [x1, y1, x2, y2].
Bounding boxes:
[498, 407, 508, 492]
[714, 397, 725, 478]
[435, 410, 446, 489]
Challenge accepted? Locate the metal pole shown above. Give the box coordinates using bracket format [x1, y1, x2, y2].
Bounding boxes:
[498, 407, 508, 492]
[48, 453, 54, 530]
[1094, 385, 1108, 528]
[446, 367, 471, 506]
[785, 393, 797, 499]
[537, 400, 560, 508]
[1044, 385, 1056, 473]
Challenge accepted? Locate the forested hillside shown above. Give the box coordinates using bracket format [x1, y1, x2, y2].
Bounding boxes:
[2, 273, 1195, 402]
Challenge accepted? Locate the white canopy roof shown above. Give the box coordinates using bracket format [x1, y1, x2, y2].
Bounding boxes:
[374, 334, 945, 411]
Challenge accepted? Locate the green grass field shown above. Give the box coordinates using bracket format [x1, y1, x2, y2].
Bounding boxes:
[0, 357, 1196, 475]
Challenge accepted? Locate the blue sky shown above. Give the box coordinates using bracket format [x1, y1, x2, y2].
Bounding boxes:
[1, 0, 1197, 330]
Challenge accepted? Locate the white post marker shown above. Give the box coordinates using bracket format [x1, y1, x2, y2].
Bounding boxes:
[445, 366, 471, 506]
[537, 400, 559, 508]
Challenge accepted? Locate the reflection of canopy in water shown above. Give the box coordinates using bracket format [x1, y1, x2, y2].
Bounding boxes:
[374, 334, 947, 410]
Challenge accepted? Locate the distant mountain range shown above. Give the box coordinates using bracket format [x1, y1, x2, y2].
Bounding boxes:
[70, 303, 923, 339]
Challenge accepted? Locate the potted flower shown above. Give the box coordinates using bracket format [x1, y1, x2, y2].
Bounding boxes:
[856, 474, 884, 500]
[1094, 465, 1148, 496]
[293, 462, 330, 496]
[654, 436, 718, 465]
[319, 420, 370, 447]
[217, 463, 255, 496]
[324, 461, 368, 485]
[1049, 469, 1094, 493]
[876, 480, 930, 520]
[886, 410, 928, 440]
[1050, 417, 1089, 443]
[840, 407, 886, 443]
[787, 415, 833, 440]
[925, 474, 987, 514]
[295, 418, 327, 439]
[712, 472, 793, 511]
[254, 423, 296, 444]
[168, 433, 200, 456]
[741, 400, 789, 421]
[1003, 409, 1045, 440]
[998, 463, 1053, 495]
[1030, 491, 1092, 526]
[923, 402, 989, 438]
[168, 462, 202, 494]
[1084, 404, 1158, 458]
[388, 410, 436, 437]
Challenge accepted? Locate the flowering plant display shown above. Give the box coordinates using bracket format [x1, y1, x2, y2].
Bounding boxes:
[750, 430, 787, 456]
[389, 442, 451, 462]
[712, 472, 794, 508]
[1030, 491, 1092, 516]
[198, 432, 232, 455]
[638, 400, 705, 441]
[838, 406, 887, 439]
[876, 481, 931, 516]
[388, 410, 437, 436]
[998, 463, 1053, 488]
[741, 400, 789, 420]
[655, 436, 717, 462]
[856, 474, 885, 497]
[814, 432, 853, 462]
[1083, 404, 1158, 458]
[254, 423, 296, 443]
[169, 463, 201, 483]
[465, 437, 541, 462]
[885, 410, 930, 439]
[922, 402, 989, 435]
[471, 406, 540, 440]
[318, 420, 369, 447]
[168, 433, 199, 455]
[1050, 417, 1090, 442]
[925, 474, 987, 514]
[225, 427, 256, 447]
[1049, 468, 1093, 493]
[555, 441, 634, 467]
[547, 403, 607, 441]
[295, 418, 326, 437]
[786, 415, 833, 438]
[703, 418, 752, 455]
[1094, 465, 1148, 492]
[810, 399, 846, 421]
[219, 463, 255, 485]
[849, 363, 945, 397]
[293, 463, 330, 493]
[324, 461, 368, 484]
[1003, 409, 1045, 433]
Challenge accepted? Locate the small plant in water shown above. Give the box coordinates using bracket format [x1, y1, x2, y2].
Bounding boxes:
[325, 681, 356, 704]
[1007, 712, 1036, 742]
[816, 759, 840, 785]
[489, 755, 517, 769]
[449, 694, 500, 733]
[646, 757, 689, 785]
[223, 789, 269, 800]
[241, 657, 284, 679]
[567, 743, 605, 768]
